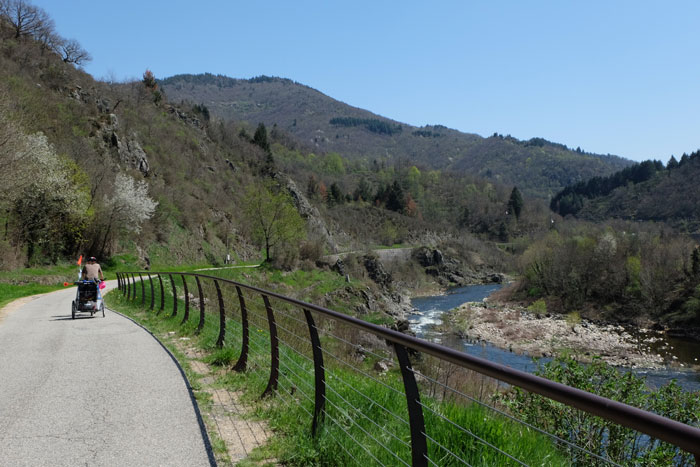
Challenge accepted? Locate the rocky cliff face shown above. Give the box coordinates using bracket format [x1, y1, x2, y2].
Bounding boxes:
[283, 176, 342, 253]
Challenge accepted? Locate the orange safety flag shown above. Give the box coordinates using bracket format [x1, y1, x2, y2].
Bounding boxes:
[77, 255, 83, 266]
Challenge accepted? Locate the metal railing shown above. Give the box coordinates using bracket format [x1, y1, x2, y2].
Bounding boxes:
[115, 271, 700, 466]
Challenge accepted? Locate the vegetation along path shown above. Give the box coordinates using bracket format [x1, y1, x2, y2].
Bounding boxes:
[0, 282, 215, 467]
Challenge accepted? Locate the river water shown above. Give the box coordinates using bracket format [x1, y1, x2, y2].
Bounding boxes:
[408, 284, 700, 392]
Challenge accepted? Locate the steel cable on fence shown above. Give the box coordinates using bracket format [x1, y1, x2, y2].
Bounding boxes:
[410, 368, 620, 466]
[241, 308, 412, 459]
[273, 321, 314, 353]
[239, 306, 412, 462]
[320, 328, 392, 362]
[277, 369, 316, 413]
[422, 431, 473, 467]
[274, 384, 315, 418]
[321, 363, 410, 428]
[272, 340, 410, 467]
[323, 393, 409, 467]
[278, 342, 315, 369]
[277, 359, 316, 398]
[417, 399, 529, 466]
[321, 347, 406, 398]
[269, 306, 309, 327]
[272, 314, 411, 429]
[322, 418, 365, 465]
[324, 403, 392, 467]
[323, 374, 412, 451]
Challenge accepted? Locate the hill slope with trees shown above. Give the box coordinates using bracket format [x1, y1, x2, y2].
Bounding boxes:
[551, 153, 700, 234]
[160, 73, 632, 198]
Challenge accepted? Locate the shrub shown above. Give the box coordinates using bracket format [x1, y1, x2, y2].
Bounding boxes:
[527, 298, 547, 316]
[299, 239, 324, 263]
[501, 356, 700, 466]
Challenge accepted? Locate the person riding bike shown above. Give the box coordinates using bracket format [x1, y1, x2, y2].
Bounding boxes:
[82, 256, 104, 283]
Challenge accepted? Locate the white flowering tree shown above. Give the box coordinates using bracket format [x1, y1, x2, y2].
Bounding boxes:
[96, 173, 157, 254]
[7, 132, 89, 263]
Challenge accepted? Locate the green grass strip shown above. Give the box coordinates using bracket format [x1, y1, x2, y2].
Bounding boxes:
[105, 279, 570, 466]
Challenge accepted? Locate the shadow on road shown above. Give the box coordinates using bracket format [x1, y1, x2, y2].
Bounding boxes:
[50, 315, 101, 321]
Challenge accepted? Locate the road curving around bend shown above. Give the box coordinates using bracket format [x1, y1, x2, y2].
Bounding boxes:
[0, 281, 215, 467]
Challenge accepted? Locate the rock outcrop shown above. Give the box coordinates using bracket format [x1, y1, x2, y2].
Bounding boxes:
[116, 135, 150, 176]
[283, 177, 338, 253]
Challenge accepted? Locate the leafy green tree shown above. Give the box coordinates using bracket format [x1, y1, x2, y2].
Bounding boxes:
[507, 186, 523, 219]
[322, 152, 345, 175]
[692, 247, 700, 277]
[243, 181, 305, 262]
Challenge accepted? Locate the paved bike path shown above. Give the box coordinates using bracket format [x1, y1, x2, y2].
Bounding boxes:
[0, 282, 214, 466]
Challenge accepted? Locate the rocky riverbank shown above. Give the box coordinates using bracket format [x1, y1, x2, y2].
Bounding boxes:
[439, 300, 669, 369]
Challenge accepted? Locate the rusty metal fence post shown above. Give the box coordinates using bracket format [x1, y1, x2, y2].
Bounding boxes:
[232, 286, 249, 372]
[148, 274, 154, 311]
[157, 274, 165, 314]
[215, 280, 225, 348]
[139, 273, 145, 306]
[181, 274, 189, 324]
[261, 294, 279, 398]
[394, 343, 428, 467]
[195, 276, 205, 335]
[169, 274, 177, 317]
[304, 309, 326, 437]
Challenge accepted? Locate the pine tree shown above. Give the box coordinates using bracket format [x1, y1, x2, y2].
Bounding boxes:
[507, 187, 524, 219]
[667, 155, 679, 170]
[386, 181, 405, 212]
[253, 123, 270, 153]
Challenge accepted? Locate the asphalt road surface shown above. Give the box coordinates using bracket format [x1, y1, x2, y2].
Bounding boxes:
[0, 281, 215, 466]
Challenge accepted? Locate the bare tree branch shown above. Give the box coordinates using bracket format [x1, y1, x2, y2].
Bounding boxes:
[59, 38, 91, 65]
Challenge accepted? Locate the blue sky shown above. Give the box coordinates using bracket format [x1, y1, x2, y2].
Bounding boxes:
[35, 1, 700, 162]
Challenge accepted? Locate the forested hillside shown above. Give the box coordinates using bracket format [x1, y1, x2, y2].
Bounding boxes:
[551, 152, 700, 234]
[160, 73, 632, 198]
[0, 4, 524, 274]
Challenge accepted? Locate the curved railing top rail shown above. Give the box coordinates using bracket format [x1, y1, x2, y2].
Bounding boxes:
[118, 270, 700, 457]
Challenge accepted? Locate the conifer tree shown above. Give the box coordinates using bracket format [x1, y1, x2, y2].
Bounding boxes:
[507, 186, 524, 219]
[253, 123, 270, 153]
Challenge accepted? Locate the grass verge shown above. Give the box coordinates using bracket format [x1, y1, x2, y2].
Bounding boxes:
[0, 283, 65, 310]
[106, 274, 570, 466]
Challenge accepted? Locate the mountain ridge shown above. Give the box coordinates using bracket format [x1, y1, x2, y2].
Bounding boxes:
[160, 73, 633, 198]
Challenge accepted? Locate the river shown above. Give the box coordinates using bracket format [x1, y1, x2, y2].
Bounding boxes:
[408, 284, 700, 392]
